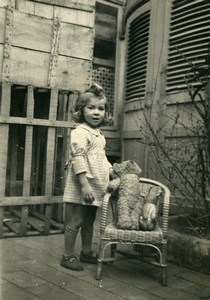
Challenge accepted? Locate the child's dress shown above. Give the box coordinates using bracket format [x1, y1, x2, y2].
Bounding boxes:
[63, 123, 112, 207]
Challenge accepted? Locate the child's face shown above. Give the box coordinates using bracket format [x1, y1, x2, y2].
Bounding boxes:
[83, 96, 106, 127]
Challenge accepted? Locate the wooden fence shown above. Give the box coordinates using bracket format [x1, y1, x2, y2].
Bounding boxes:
[0, 83, 78, 237]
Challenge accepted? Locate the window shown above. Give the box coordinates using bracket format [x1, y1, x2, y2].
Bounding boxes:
[125, 10, 150, 101]
[92, 2, 118, 123]
[167, 0, 210, 93]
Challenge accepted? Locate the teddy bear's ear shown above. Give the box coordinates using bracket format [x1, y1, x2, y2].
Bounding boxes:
[130, 160, 142, 175]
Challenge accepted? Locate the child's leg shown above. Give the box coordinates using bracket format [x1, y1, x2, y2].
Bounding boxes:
[80, 205, 97, 254]
[64, 203, 84, 257]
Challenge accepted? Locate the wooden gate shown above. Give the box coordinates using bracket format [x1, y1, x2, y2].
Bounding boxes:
[0, 0, 95, 237]
[0, 84, 79, 237]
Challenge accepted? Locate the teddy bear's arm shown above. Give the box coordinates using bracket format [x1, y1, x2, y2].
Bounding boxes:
[107, 178, 121, 193]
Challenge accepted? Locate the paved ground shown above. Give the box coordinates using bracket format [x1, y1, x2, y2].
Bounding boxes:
[1, 217, 210, 300]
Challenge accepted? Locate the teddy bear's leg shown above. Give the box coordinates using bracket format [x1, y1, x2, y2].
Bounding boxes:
[117, 197, 132, 229]
[129, 207, 139, 230]
[130, 199, 144, 230]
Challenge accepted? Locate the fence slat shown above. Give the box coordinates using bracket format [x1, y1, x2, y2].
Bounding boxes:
[44, 88, 58, 233]
[9, 126, 18, 196]
[1, 3, 14, 82]
[0, 83, 11, 237]
[19, 126, 32, 235]
[12, 208, 45, 234]
[0, 195, 62, 206]
[19, 86, 34, 235]
[1, 82, 11, 117]
[0, 207, 4, 237]
[47, 17, 60, 87]
[4, 221, 19, 234]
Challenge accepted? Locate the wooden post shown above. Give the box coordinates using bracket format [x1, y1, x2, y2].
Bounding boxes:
[47, 17, 61, 88]
[19, 85, 34, 235]
[0, 0, 14, 237]
[204, 79, 210, 213]
[2, 1, 14, 83]
[43, 88, 58, 234]
[9, 125, 18, 196]
[0, 83, 11, 237]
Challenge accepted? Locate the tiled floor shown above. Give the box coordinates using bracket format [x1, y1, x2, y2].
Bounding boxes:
[1, 221, 210, 300]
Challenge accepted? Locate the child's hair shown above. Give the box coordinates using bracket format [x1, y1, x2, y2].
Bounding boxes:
[72, 82, 110, 125]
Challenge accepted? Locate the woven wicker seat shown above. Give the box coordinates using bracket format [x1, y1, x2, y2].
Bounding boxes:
[96, 178, 170, 286]
[104, 224, 163, 242]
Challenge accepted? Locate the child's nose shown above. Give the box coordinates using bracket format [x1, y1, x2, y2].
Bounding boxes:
[93, 109, 100, 114]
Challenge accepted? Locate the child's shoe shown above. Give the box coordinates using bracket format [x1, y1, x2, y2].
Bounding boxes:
[60, 255, 84, 271]
[80, 251, 98, 264]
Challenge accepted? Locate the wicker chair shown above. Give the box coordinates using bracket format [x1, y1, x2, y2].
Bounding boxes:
[96, 177, 170, 286]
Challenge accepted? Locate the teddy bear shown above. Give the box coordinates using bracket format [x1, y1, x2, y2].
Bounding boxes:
[108, 160, 159, 231]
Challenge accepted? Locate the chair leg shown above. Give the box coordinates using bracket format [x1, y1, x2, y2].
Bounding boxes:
[96, 240, 105, 280]
[161, 267, 167, 286]
[161, 244, 167, 286]
[96, 260, 102, 280]
[111, 243, 117, 258]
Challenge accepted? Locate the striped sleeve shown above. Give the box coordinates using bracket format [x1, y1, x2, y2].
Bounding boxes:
[70, 128, 89, 174]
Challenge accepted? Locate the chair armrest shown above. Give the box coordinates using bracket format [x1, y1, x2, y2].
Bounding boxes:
[100, 193, 112, 235]
[139, 178, 171, 238]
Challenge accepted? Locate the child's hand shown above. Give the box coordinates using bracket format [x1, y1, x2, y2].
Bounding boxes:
[81, 184, 95, 203]
[77, 172, 95, 203]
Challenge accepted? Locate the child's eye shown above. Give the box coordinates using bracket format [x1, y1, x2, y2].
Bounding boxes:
[99, 106, 105, 111]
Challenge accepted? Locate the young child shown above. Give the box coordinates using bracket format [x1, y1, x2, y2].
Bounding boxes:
[61, 83, 112, 271]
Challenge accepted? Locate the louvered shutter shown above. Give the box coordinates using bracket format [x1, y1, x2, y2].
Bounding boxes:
[167, 0, 210, 93]
[125, 10, 150, 101]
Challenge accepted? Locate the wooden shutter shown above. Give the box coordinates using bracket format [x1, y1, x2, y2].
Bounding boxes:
[167, 0, 210, 93]
[125, 10, 150, 101]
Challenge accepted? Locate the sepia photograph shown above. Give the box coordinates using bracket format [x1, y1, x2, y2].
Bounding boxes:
[0, 0, 210, 299]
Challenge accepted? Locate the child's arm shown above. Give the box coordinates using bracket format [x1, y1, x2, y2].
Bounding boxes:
[77, 172, 94, 203]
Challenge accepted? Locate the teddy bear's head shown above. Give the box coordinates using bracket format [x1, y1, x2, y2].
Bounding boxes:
[112, 160, 142, 178]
